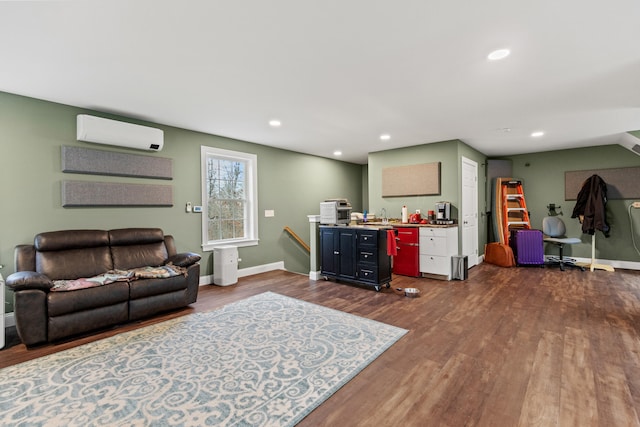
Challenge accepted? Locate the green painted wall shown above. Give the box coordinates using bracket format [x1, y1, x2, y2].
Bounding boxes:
[3, 89, 639, 318]
[367, 139, 487, 253]
[0, 91, 363, 311]
[368, 140, 459, 219]
[502, 145, 640, 262]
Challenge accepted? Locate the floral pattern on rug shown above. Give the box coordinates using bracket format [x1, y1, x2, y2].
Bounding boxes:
[0, 292, 407, 427]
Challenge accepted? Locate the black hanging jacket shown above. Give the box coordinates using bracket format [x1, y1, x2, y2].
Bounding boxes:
[571, 174, 610, 236]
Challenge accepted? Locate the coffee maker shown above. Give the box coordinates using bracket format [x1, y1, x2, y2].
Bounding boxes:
[435, 202, 451, 221]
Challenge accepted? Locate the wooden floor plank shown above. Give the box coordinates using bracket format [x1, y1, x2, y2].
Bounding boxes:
[590, 313, 640, 427]
[2, 264, 640, 426]
[560, 327, 598, 426]
[518, 331, 563, 427]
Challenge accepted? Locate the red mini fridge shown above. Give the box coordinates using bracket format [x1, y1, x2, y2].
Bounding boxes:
[393, 227, 420, 277]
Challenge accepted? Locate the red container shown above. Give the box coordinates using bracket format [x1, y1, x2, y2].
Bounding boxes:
[393, 227, 420, 277]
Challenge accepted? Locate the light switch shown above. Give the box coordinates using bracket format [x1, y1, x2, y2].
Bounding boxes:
[265, 209, 275, 217]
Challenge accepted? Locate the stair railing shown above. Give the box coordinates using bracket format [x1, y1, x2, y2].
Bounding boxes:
[283, 226, 310, 253]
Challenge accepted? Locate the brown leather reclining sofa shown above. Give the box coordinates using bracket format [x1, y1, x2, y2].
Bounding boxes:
[6, 228, 201, 346]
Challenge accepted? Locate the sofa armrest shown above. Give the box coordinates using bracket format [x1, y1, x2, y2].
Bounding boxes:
[165, 252, 201, 268]
[6, 271, 53, 292]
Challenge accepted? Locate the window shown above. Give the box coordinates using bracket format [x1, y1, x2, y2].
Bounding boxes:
[201, 146, 258, 250]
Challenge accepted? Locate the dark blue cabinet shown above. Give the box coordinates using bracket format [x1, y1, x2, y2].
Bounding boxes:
[320, 226, 392, 291]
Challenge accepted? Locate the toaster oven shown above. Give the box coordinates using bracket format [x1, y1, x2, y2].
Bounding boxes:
[320, 199, 352, 225]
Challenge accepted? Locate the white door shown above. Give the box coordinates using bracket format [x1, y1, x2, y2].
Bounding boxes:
[461, 156, 478, 267]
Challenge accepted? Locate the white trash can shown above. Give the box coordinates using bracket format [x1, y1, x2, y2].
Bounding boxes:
[451, 255, 468, 280]
[213, 246, 238, 286]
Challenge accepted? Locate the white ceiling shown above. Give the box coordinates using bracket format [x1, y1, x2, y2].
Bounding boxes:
[2, 1, 640, 164]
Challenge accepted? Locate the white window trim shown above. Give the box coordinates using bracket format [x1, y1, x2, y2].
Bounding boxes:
[201, 145, 259, 251]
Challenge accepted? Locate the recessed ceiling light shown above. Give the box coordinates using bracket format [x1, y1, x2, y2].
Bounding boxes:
[269, 120, 281, 127]
[380, 134, 391, 141]
[531, 131, 545, 137]
[333, 150, 342, 156]
[488, 49, 510, 61]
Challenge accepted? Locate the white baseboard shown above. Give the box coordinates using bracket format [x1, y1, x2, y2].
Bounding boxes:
[239, 261, 286, 278]
[199, 261, 286, 286]
[471, 254, 640, 271]
[570, 257, 640, 271]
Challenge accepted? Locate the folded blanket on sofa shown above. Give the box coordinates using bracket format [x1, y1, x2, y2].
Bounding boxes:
[129, 264, 188, 279]
[52, 264, 188, 292]
[52, 269, 132, 292]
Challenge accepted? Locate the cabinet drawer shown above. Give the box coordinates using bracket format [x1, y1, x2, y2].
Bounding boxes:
[420, 236, 448, 256]
[358, 267, 378, 283]
[420, 254, 451, 276]
[419, 227, 448, 238]
[358, 248, 377, 263]
[358, 231, 377, 246]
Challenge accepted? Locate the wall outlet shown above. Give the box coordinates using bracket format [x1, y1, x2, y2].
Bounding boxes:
[193, 205, 202, 213]
[185, 202, 192, 213]
[415, 209, 421, 214]
[632, 201, 640, 208]
[265, 209, 275, 217]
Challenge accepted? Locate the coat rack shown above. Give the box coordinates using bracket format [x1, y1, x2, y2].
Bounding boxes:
[581, 233, 615, 272]
[571, 174, 615, 272]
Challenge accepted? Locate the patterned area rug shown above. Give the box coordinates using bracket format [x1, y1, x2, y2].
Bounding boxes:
[0, 292, 407, 426]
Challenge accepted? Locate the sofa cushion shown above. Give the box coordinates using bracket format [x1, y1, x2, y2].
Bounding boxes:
[109, 228, 168, 269]
[47, 282, 130, 317]
[35, 229, 110, 251]
[129, 275, 188, 300]
[109, 228, 164, 246]
[33, 230, 113, 280]
[48, 302, 129, 342]
[129, 290, 187, 321]
[36, 247, 114, 281]
[111, 244, 169, 270]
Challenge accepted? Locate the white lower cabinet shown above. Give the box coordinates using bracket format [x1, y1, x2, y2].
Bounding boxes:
[419, 227, 458, 280]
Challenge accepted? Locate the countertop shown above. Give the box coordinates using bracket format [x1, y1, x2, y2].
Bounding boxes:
[359, 219, 458, 228]
[321, 221, 458, 229]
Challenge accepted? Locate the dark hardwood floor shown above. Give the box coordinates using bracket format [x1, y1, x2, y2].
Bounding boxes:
[2, 263, 640, 426]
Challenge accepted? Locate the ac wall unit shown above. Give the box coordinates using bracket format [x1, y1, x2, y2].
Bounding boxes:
[77, 114, 164, 151]
[619, 132, 640, 156]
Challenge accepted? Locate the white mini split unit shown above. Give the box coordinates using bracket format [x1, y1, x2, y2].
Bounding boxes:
[619, 132, 640, 156]
[77, 114, 164, 151]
